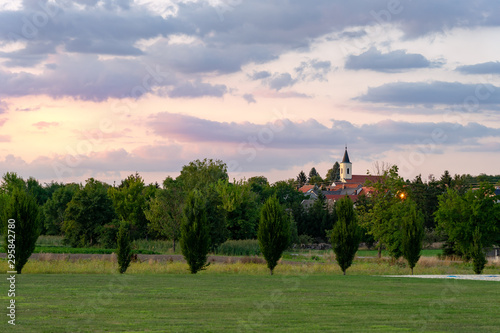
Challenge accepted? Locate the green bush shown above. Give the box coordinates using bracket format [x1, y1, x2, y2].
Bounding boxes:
[216, 239, 261, 256]
[298, 234, 314, 245]
[131, 239, 176, 254]
[99, 222, 120, 249]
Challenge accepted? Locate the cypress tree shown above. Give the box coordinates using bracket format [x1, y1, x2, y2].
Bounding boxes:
[330, 196, 361, 275]
[471, 227, 487, 274]
[180, 190, 210, 274]
[117, 221, 132, 274]
[258, 195, 290, 275]
[400, 199, 425, 275]
[2, 188, 41, 274]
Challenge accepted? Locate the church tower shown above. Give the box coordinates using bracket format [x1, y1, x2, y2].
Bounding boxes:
[340, 146, 352, 182]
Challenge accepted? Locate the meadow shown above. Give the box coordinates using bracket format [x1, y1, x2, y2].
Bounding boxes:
[1, 236, 499, 332]
[2, 273, 499, 332]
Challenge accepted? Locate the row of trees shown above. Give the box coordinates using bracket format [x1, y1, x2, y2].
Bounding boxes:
[1, 159, 499, 274]
[296, 163, 341, 187]
[355, 166, 499, 274]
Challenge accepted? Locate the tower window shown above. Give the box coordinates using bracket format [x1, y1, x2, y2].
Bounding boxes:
[347, 168, 350, 175]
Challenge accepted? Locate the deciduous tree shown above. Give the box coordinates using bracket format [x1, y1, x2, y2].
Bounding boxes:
[108, 173, 151, 239]
[435, 183, 500, 258]
[145, 177, 183, 252]
[42, 183, 79, 235]
[62, 179, 117, 247]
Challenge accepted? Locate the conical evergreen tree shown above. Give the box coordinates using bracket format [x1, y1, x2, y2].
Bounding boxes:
[471, 227, 487, 274]
[117, 221, 132, 274]
[258, 196, 290, 275]
[330, 196, 361, 275]
[180, 190, 210, 274]
[400, 199, 425, 275]
[2, 188, 41, 274]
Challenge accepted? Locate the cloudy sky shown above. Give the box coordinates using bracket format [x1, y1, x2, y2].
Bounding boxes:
[1, 0, 499, 185]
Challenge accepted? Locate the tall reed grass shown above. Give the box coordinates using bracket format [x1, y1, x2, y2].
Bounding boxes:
[1, 255, 498, 275]
[215, 239, 261, 256]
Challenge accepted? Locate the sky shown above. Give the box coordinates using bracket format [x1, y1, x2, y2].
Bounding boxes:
[0, 0, 499, 185]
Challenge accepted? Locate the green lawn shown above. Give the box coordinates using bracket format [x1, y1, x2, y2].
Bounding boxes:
[3, 274, 499, 332]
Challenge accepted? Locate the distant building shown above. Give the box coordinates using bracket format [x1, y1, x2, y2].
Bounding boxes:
[298, 147, 381, 208]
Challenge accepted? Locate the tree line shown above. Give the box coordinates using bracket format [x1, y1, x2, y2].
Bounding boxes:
[1, 159, 499, 274]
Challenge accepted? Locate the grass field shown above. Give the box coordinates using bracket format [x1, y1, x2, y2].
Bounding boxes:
[2, 273, 499, 332]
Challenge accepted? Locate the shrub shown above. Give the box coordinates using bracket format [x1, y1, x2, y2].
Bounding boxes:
[298, 234, 314, 245]
[99, 221, 120, 249]
[216, 239, 261, 256]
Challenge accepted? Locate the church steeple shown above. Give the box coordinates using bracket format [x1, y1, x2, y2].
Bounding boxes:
[341, 146, 350, 164]
[340, 146, 352, 182]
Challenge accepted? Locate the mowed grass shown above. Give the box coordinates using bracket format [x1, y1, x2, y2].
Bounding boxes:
[2, 273, 499, 332]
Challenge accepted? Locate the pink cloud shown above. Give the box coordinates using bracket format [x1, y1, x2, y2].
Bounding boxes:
[0, 118, 7, 127]
[0, 135, 10, 142]
[33, 121, 59, 130]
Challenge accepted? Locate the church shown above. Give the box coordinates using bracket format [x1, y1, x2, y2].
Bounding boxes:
[299, 147, 380, 207]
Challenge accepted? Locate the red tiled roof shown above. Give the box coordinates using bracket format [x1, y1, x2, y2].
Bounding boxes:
[325, 194, 359, 202]
[343, 175, 382, 185]
[298, 185, 315, 193]
[358, 187, 376, 196]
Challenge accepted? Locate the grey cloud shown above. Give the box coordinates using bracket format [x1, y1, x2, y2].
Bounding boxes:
[147, 112, 500, 150]
[1, 0, 500, 101]
[168, 80, 227, 98]
[0, 55, 177, 101]
[65, 39, 144, 56]
[345, 48, 438, 72]
[295, 59, 331, 81]
[268, 73, 296, 91]
[337, 30, 368, 39]
[456, 61, 500, 75]
[356, 81, 500, 107]
[0, 41, 57, 67]
[243, 93, 256, 104]
[249, 71, 272, 80]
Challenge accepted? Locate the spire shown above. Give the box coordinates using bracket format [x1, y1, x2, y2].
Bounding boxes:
[341, 146, 350, 163]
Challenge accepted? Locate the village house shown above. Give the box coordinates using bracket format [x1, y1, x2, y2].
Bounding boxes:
[298, 147, 381, 208]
